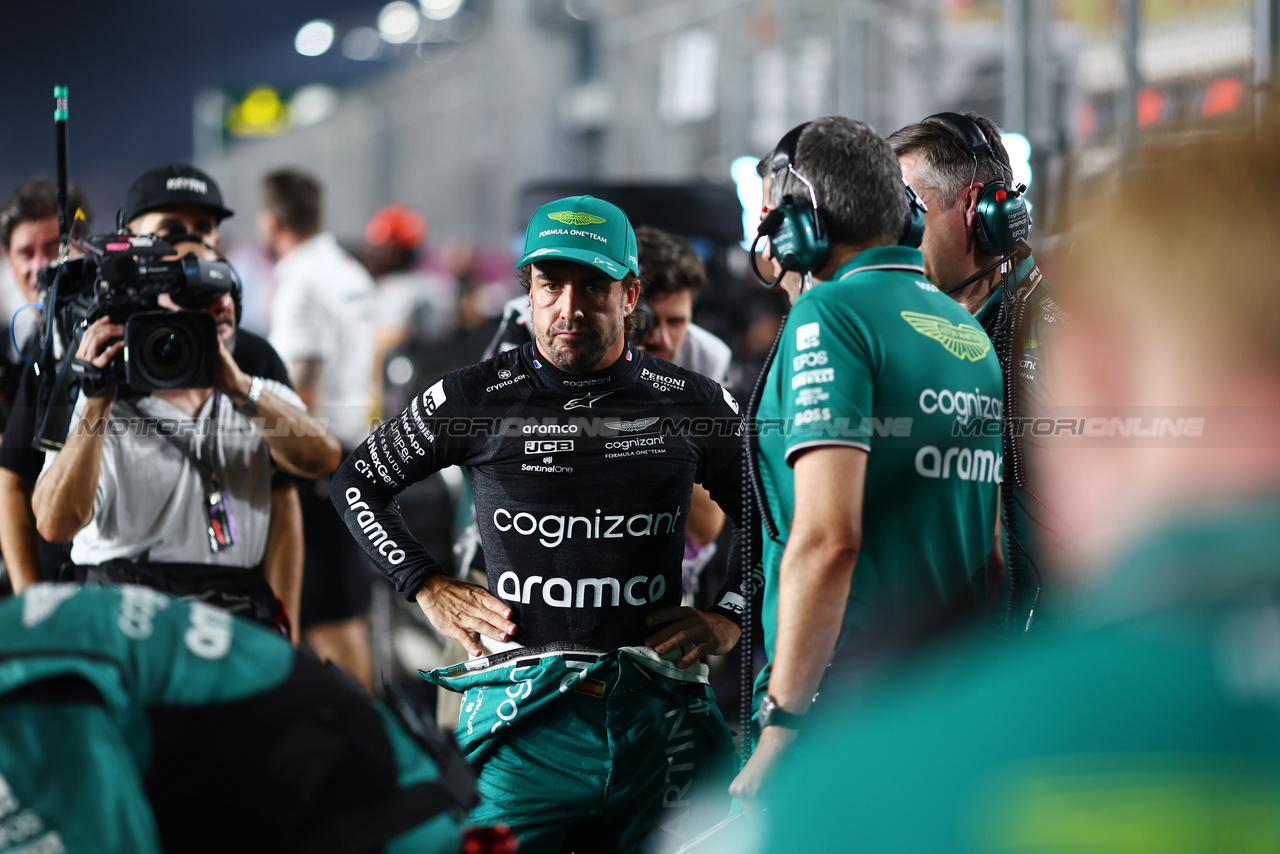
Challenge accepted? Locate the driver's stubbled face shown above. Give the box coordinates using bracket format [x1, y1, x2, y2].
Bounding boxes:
[528, 260, 633, 374]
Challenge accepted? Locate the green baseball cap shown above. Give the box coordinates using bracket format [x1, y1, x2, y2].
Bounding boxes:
[517, 195, 639, 280]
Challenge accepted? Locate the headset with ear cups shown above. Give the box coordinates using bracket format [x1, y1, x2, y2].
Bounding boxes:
[753, 122, 932, 285]
[924, 111, 1030, 257]
[751, 122, 828, 284]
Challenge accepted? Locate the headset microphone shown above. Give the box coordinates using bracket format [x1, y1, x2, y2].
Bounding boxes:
[749, 211, 785, 287]
[943, 254, 1007, 296]
[752, 122, 829, 283]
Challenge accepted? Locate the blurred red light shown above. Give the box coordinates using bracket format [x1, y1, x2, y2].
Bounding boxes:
[1203, 78, 1245, 117]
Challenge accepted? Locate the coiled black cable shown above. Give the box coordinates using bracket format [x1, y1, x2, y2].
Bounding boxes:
[738, 318, 788, 764]
[991, 245, 1038, 630]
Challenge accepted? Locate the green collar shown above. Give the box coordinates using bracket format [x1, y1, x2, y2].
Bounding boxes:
[828, 245, 925, 283]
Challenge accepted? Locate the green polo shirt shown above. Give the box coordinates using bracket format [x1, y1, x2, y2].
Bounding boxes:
[753, 245, 1003, 687]
[758, 497, 1280, 852]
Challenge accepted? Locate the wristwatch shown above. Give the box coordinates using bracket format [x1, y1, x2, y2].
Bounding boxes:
[240, 376, 265, 416]
[758, 693, 807, 730]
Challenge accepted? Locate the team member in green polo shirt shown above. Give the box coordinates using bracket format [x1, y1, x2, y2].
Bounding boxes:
[890, 112, 1063, 629]
[729, 116, 1003, 806]
[750, 121, 1280, 854]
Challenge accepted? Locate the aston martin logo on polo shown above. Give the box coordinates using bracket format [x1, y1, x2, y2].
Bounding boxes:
[604, 416, 659, 433]
[547, 211, 606, 226]
[564, 391, 613, 410]
[900, 311, 991, 362]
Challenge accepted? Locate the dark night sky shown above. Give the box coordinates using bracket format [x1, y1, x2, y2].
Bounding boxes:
[1, 0, 396, 230]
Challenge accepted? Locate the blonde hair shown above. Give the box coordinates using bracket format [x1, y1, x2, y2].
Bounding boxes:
[1068, 130, 1280, 374]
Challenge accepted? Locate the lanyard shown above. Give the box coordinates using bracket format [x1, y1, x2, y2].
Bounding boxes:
[119, 393, 240, 553]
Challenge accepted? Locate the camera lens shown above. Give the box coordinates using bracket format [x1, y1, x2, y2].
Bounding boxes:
[125, 310, 219, 391]
[143, 325, 193, 380]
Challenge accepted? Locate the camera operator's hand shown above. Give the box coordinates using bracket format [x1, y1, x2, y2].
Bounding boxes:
[215, 339, 253, 404]
[74, 317, 124, 403]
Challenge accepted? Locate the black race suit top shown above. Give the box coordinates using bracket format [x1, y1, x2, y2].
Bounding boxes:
[331, 342, 746, 651]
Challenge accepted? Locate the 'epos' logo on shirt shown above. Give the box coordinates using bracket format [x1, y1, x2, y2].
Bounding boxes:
[796, 322, 821, 351]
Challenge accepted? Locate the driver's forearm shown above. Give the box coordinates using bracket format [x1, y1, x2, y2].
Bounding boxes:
[32, 397, 112, 543]
[0, 470, 44, 591]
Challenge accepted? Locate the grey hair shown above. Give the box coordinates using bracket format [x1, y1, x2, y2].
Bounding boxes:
[887, 112, 1012, 208]
[761, 116, 908, 248]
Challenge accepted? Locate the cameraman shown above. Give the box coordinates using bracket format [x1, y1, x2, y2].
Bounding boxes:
[0, 178, 92, 592]
[30, 165, 341, 636]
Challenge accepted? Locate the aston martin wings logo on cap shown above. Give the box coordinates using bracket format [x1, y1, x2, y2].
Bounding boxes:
[547, 211, 607, 226]
[900, 311, 991, 362]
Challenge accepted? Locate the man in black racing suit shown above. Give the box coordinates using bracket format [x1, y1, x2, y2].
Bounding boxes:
[332, 195, 746, 853]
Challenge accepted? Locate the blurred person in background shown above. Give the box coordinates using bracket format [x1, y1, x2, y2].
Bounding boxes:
[890, 111, 1062, 628]
[364, 204, 459, 421]
[633, 225, 731, 590]
[32, 162, 343, 637]
[633, 225, 732, 386]
[364, 203, 459, 348]
[0, 178, 92, 593]
[260, 168, 378, 689]
[747, 121, 1280, 854]
[731, 117, 1003, 806]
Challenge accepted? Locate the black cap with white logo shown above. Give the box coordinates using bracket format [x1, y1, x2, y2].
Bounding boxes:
[122, 163, 234, 226]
